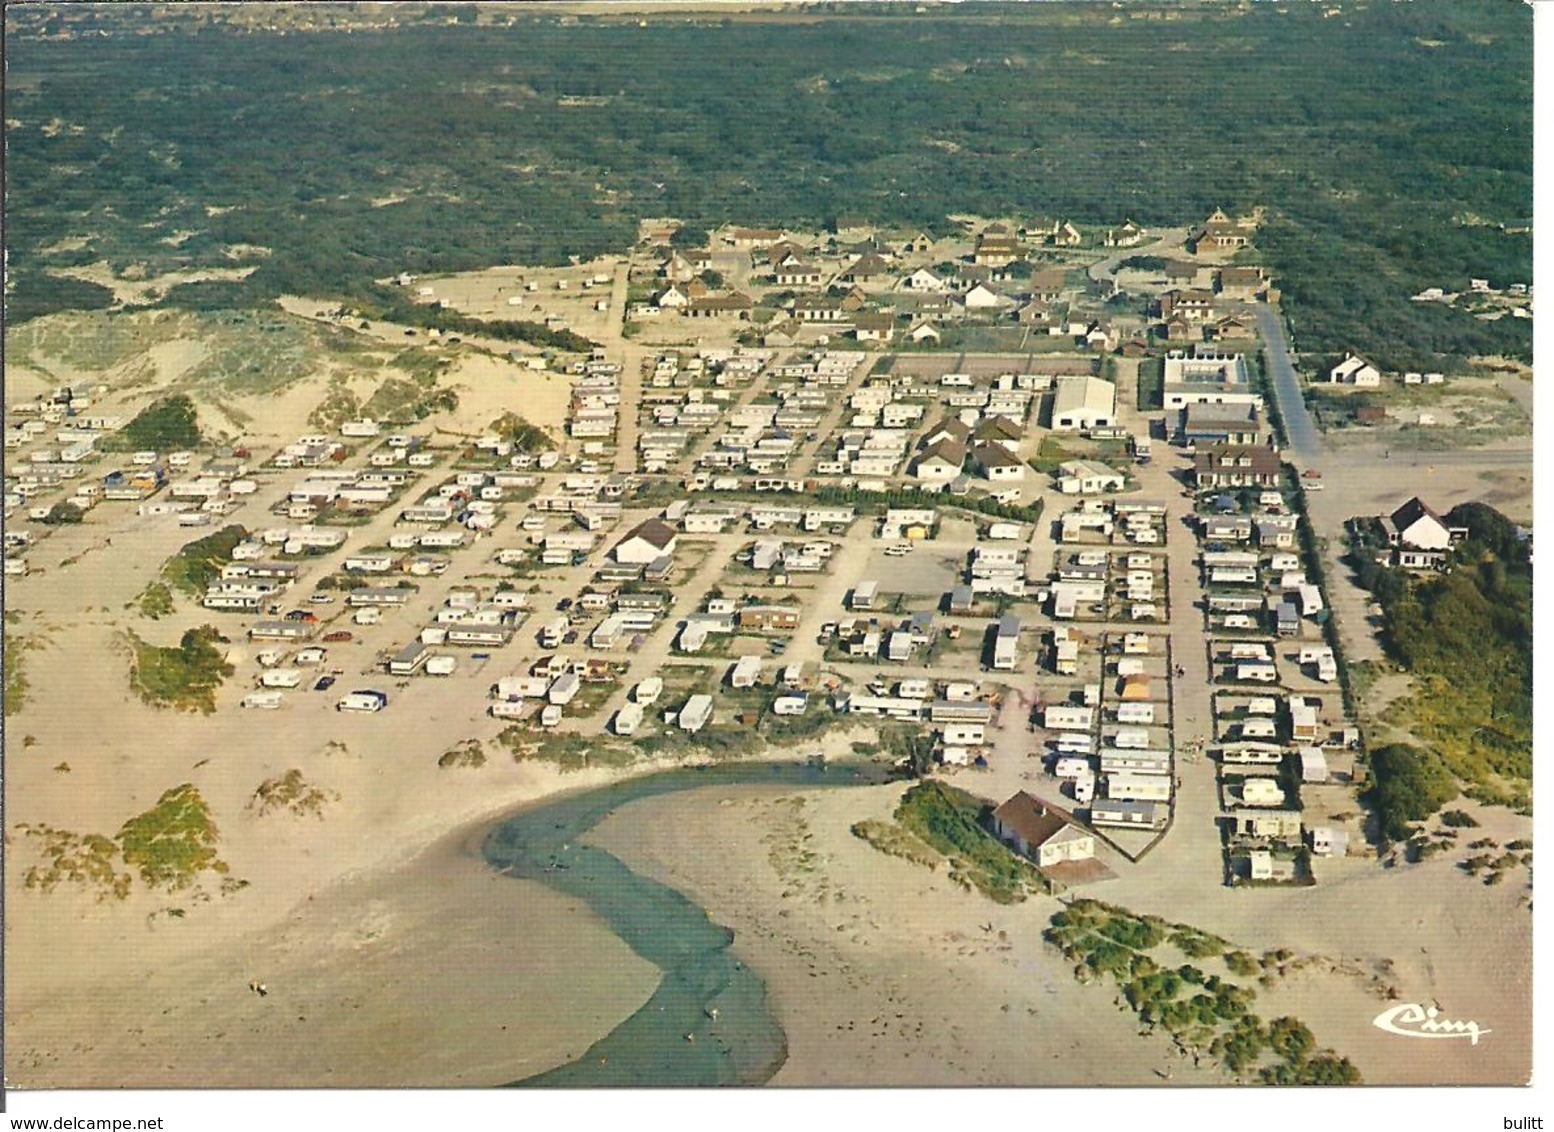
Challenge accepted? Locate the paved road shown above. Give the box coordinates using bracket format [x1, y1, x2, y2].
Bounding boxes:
[1084, 228, 1189, 285]
[1253, 302, 1322, 463]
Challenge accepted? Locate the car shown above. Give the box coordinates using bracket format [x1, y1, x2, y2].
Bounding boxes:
[309, 593, 335, 605]
[1304, 480, 1324, 491]
[563, 630, 579, 645]
[883, 545, 911, 557]
[313, 675, 337, 692]
[322, 630, 354, 643]
[284, 610, 318, 622]
[1302, 469, 1322, 479]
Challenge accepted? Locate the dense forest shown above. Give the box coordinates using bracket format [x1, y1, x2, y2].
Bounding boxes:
[4, 2, 1531, 367]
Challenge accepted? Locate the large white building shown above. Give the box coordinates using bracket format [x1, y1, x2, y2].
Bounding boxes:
[1162, 350, 1259, 409]
[1049, 376, 1117, 432]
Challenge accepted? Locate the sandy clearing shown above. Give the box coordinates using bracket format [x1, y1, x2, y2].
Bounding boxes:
[591, 780, 1221, 1087]
[592, 777, 1531, 1086]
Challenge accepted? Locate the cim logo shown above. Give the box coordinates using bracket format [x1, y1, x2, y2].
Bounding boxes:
[1372, 1003, 1491, 1046]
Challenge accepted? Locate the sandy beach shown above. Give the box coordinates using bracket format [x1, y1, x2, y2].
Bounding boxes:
[589, 780, 1532, 1087]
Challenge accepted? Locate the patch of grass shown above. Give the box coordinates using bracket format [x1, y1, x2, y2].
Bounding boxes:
[249, 769, 338, 817]
[14, 824, 132, 899]
[498, 726, 640, 773]
[851, 817, 943, 870]
[1439, 808, 1480, 828]
[5, 638, 30, 715]
[117, 783, 232, 891]
[100, 393, 201, 452]
[161, 524, 248, 595]
[895, 780, 1046, 903]
[133, 581, 176, 619]
[438, 738, 488, 769]
[128, 626, 233, 713]
[1044, 900, 1360, 1084]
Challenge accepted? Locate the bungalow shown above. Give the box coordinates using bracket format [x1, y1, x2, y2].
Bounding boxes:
[775, 263, 825, 287]
[1103, 219, 1146, 248]
[903, 268, 947, 292]
[1216, 266, 1268, 300]
[962, 283, 1010, 311]
[906, 321, 942, 344]
[1181, 402, 1262, 446]
[973, 442, 1025, 482]
[840, 253, 891, 282]
[972, 415, 1024, 451]
[1158, 289, 1217, 322]
[991, 792, 1095, 867]
[1056, 460, 1125, 495]
[922, 417, 973, 449]
[853, 313, 897, 343]
[913, 438, 966, 482]
[1382, 496, 1460, 570]
[1329, 352, 1381, 387]
[612, 518, 679, 564]
[793, 296, 849, 323]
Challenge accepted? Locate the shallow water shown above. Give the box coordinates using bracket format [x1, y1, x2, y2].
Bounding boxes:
[483, 759, 891, 1087]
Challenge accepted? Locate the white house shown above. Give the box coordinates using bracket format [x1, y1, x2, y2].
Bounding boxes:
[991, 791, 1095, 868]
[912, 438, 965, 482]
[1329, 352, 1381, 387]
[962, 283, 1010, 311]
[1056, 459, 1125, 494]
[974, 443, 1025, 482]
[612, 518, 679, 564]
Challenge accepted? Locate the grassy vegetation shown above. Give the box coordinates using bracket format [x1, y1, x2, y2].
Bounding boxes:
[161, 524, 249, 595]
[117, 783, 236, 892]
[17, 781, 241, 899]
[132, 581, 177, 619]
[1135, 356, 1163, 411]
[5, 638, 30, 715]
[1366, 744, 1460, 843]
[8, 3, 1524, 369]
[850, 818, 943, 871]
[128, 626, 233, 713]
[100, 393, 201, 452]
[1044, 899, 1361, 1084]
[894, 780, 1046, 904]
[498, 727, 642, 773]
[14, 824, 130, 899]
[438, 738, 488, 769]
[249, 769, 338, 817]
[1352, 502, 1531, 813]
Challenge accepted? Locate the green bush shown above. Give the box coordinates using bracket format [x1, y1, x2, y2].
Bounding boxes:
[1367, 743, 1459, 842]
[104, 394, 201, 452]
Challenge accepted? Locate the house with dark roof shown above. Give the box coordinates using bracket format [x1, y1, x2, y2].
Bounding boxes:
[1193, 443, 1282, 489]
[613, 518, 680, 564]
[1381, 497, 1463, 569]
[1187, 208, 1254, 254]
[973, 441, 1025, 482]
[990, 792, 1095, 868]
[841, 253, 892, 282]
[972, 415, 1024, 451]
[921, 417, 973, 449]
[912, 438, 966, 481]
